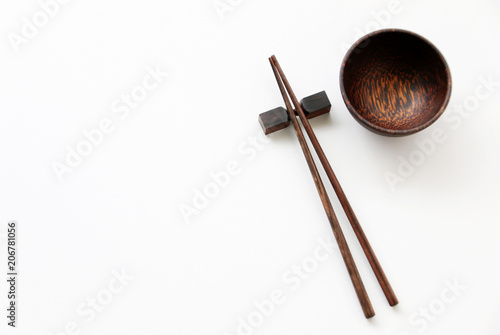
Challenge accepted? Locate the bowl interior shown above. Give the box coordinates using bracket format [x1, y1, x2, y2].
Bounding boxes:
[341, 31, 450, 135]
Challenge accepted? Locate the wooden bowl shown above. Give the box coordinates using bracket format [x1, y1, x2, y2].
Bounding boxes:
[340, 29, 451, 136]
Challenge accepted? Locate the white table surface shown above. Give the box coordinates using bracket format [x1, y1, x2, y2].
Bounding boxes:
[1, 0, 499, 334]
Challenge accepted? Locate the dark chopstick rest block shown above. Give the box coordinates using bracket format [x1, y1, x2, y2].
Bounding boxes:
[300, 91, 331, 119]
[259, 91, 331, 135]
[259, 107, 290, 135]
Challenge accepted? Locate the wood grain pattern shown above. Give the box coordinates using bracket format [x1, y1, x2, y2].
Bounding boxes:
[340, 29, 452, 136]
[270, 56, 375, 318]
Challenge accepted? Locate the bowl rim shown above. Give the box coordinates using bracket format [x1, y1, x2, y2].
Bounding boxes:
[339, 28, 452, 136]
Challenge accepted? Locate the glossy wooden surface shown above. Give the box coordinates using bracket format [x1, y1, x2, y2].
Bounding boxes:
[340, 29, 451, 136]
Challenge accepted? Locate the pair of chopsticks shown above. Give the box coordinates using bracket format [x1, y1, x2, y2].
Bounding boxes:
[269, 55, 397, 318]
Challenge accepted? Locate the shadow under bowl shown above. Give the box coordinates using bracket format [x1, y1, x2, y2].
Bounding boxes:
[340, 29, 452, 136]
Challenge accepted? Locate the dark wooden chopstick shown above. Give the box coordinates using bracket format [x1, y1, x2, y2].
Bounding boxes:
[269, 57, 375, 318]
[270, 55, 398, 307]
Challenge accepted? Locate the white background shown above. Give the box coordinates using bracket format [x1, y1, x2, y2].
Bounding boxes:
[0, 0, 499, 334]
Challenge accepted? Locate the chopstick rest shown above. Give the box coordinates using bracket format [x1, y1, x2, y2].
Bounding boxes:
[258, 91, 331, 135]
